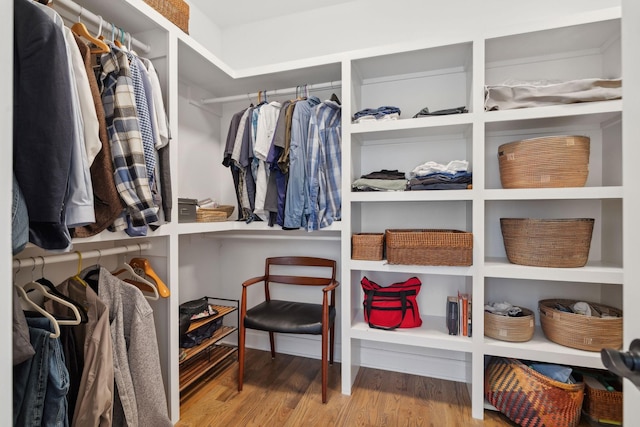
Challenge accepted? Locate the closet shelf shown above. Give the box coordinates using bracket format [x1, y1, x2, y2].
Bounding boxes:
[483, 328, 605, 369]
[483, 258, 623, 284]
[483, 100, 621, 127]
[350, 190, 474, 203]
[350, 114, 474, 136]
[483, 187, 623, 200]
[179, 221, 342, 236]
[350, 313, 473, 353]
[349, 260, 474, 277]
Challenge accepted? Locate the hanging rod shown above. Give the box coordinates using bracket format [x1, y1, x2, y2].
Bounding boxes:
[201, 81, 342, 104]
[12, 242, 152, 269]
[54, 0, 151, 54]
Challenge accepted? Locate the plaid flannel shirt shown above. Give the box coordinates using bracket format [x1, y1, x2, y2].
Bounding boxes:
[307, 100, 342, 231]
[100, 47, 158, 226]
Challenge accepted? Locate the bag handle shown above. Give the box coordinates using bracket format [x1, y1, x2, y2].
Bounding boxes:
[364, 289, 409, 330]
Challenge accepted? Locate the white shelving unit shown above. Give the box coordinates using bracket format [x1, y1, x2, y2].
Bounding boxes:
[341, 6, 626, 421]
[7, 1, 639, 424]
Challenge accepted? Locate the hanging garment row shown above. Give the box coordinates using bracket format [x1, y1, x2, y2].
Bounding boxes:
[13, 0, 172, 253]
[222, 89, 342, 231]
[13, 250, 171, 427]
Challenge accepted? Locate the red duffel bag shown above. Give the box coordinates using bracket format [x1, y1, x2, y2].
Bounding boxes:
[361, 276, 422, 330]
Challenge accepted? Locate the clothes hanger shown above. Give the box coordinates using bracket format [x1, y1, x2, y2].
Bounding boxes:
[15, 285, 61, 339]
[70, 8, 110, 54]
[112, 252, 160, 300]
[12, 260, 60, 338]
[16, 256, 83, 332]
[33, 256, 89, 324]
[128, 257, 170, 298]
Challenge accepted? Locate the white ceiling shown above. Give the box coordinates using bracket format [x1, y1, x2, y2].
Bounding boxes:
[188, 0, 355, 29]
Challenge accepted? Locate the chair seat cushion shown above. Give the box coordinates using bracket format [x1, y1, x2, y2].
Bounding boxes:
[244, 300, 336, 335]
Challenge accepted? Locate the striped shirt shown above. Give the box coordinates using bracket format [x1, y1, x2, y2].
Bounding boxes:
[100, 47, 158, 226]
[307, 100, 342, 231]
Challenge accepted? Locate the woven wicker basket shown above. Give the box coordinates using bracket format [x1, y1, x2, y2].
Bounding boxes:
[582, 376, 623, 425]
[485, 357, 585, 427]
[144, 0, 190, 33]
[352, 233, 384, 260]
[484, 307, 535, 342]
[498, 135, 590, 188]
[385, 229, 472, 266]
[500, 218, 594, 268]
[539, 299, 622, 352]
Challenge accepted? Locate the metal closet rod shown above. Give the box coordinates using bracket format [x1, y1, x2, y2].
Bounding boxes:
[54, 0, 151, 54]
[201, 81, 342, 104]
[13, 242, 152, 269]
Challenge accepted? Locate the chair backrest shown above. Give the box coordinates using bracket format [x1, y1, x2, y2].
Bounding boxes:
[263, 257, 336, 299]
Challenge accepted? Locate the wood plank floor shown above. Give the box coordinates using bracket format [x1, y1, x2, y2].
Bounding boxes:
[176, 349, 591, 426]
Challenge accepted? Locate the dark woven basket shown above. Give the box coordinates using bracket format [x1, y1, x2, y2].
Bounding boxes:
[352, 233, 384, 260]
[485, 357, 585, 427]
[385, 229, 472, 266]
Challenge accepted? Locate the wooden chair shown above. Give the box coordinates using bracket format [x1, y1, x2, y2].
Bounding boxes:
[238, 256, 339, 403]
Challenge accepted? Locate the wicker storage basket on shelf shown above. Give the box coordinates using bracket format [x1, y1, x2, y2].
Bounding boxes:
[485, 357, 585, 427]
[352, 233, 384, 260]
[196, 205, 234, 222]
[500, 218, 594, 268]
[385, 229, 472, 266]
[484, 307, 535, 342]
[143, 0, 190, 33]
[498, 135, 590, 188]
[581, 374, 623, 425]
[539, 299, 622, 352]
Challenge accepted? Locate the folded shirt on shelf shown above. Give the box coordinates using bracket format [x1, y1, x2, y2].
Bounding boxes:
[352, 178, 408, 192]
[413, 106, 468, 118]
[352, 169, 408, 192]
[353, 106, 401, 122]
[484, 77, 622, 111]
[409, 160, 469, 178]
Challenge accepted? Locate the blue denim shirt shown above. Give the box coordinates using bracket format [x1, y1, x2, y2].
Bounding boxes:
[284, 96, 321, 229]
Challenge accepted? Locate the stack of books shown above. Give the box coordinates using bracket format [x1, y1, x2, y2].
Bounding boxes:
[447, 292, 471, 337]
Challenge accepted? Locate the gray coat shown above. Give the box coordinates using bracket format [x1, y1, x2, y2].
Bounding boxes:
[94, 267, 172, 427]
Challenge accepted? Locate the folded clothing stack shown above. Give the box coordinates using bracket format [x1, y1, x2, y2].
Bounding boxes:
[353, 106, 401, 123]
[408, 160, 472, 190]
[352, 169, 408, 192]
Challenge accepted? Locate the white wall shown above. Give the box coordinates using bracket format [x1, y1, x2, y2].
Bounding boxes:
[186, 1, 223, 58]
[219, 0, 620, 69]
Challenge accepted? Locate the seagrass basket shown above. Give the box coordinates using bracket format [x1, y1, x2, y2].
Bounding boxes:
[196, 205, 234, 222]
[498, 135, 590, 188]
[500, 218, 594, 267]
[539, 299, 622, 352]
[352, 233, 384, 260]
[144, 0, 190, 33]
[385, 229, 472, 266]
[485, 357, 585, 427]
[484, 307, 535, 342]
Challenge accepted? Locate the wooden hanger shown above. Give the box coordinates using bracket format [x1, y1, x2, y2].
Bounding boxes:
[71, 9, 110, 54]
[129, 257, 170, 298]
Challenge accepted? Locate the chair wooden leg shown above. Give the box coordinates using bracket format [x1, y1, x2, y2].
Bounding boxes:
[321, 329, 328, 403]
[268, 331, 276, 359]
[329, 322, 335, 365]
[238, 321, 245, 391]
